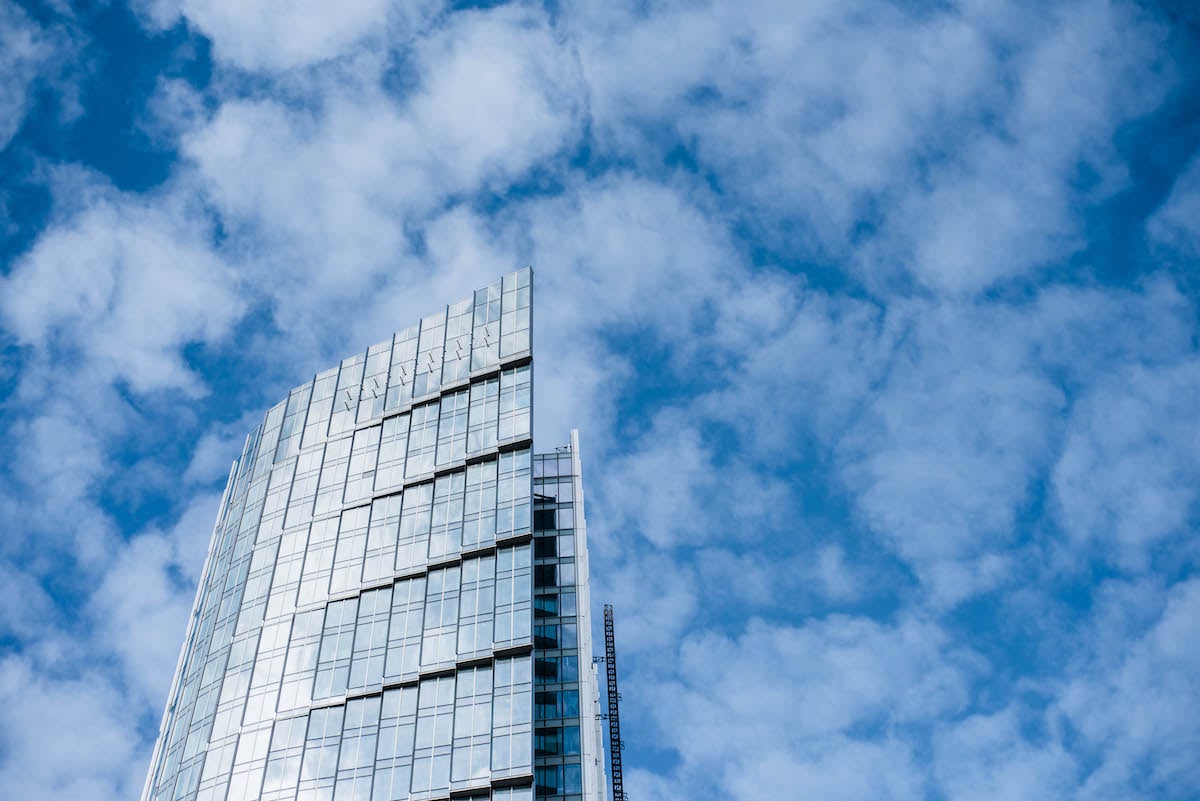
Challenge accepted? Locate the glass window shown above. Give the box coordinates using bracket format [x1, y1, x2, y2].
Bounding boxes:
[496, 448, 531, 541]
[275, 381, 313, 463]
[313, 436, 352, 517]
[499, 268, 530, 358]
[328, 353, 366, 438]
[533, 509, 557, 532]
[328, 506, 370, 596]
[451, 665, 493, 785]
[260, 714, 307, 801]
[498, 365, 531, 442]
[384, 576, 425, 683]
[296, 706, 344, 801]
[301, 369, 338, 449]
[395, 482, 432, 574]
[384, 325, 419, 413]
[462, 460, 497, 549]
[277, 609, 323, 714]
[490, 656, 532, 774]
[421, 566, 461, 669]
[297, 517, 339, 607]
[373, 414, 409, 495]
[471, 281, 501, 371]
[285, 447, 324, 529]
[411, 676, 455, 793]
[357, 339, 392, 423]
[413, 311, 446, 399]
[534, 565, 556, 588]
[242, 619, 288, 725]
[347, 586, 392, 691]
[226, 722, 272, 801]
[313, 597, 358, 700]
[442, 298, 473, 384]
[343, 425, 381, 506]
[436, 389, 469, 466]
[373, 686, 418, 801]
[466, 377, 499, 455]
[456, 555, 495, 657]
[428, 471, 465, 561]
[361, 493, 401, 585]
[494, 545, 532, 647]
[405, 402, 439, 479]
[333, 695, 381, 801]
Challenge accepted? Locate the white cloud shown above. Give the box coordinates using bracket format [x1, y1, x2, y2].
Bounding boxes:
[0, 180, 244, 396]
[1147, 151, 1200, 261]
[0, 656, 141, 801]
[594, 410, 790, 550]
[137, 0, 440, 72]
[0, 399, 119, 568]
[834, 299, 1065, 604]
[568, 0, 1174, 294]
[1057, 578, 1200, 800]
[1053, 360, 1200, 568]
[933, 708, 1078, 801]
[636, 615, 974, 801]
[0, 1, 79, 151]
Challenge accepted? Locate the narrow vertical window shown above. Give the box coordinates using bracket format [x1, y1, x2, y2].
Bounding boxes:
[413, 311, 445, 399]
[347, 586, 392, 691]
[442, 297, 473, 384]
[383, 576, 425, 683]
[384, 325, 418, 412]
[420, 566, 461, 669]
[343, 424, 381, 506]
[373, 414, 409, 495]
[328, 352, 366, 438]
[428, 471, 465, 561]
[357, 338, 392, 423]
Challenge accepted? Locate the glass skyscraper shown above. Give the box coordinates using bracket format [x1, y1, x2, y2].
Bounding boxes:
[141, 270, 607, 801]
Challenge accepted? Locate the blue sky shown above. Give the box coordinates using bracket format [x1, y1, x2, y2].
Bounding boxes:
[2, 0, 1200, 799]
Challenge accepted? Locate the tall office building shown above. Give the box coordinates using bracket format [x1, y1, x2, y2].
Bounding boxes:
[142, 270, 607, 801]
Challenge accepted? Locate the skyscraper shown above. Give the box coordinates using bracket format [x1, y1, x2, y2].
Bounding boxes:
[141, 270, 607, 801]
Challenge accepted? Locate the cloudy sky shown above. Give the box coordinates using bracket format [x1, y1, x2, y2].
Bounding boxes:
[2, 0, 1200, 799]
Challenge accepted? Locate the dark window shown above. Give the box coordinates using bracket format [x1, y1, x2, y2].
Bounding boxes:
[534, 594, 559, 618]
[533, 509, 557, 530]
[534, 536, 557, 558]
[535, 657, 559, 682]
[535, 691, 557, 719]
[535, 726, 563, 756]
[534, 564, 557, 587]
[534, 624, 559, 649]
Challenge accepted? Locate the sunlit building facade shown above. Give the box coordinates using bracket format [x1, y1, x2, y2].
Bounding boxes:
[142, 270, 607, 801]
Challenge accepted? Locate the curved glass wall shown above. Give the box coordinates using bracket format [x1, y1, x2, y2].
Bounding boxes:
[142, 270, 538, 801]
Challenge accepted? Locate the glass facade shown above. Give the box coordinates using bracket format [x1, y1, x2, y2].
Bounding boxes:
[141, 271, 607, 801]
[532, 440, 606, 801]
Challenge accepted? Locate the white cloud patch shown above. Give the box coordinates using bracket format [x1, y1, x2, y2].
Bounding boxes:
[0, 181, 244, 396]
[0, 656, 142, 801]
[136, 0, 440, 72]
[837, 300, 1067, 605]
[569, 0, 1174, 294]
[1057, 578, 1200, 799]
[933, 708, 1078, 801]
[635, 615, 974, 801]
[0, 0, 80, 151]
[1053, 360, 1200, 568]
